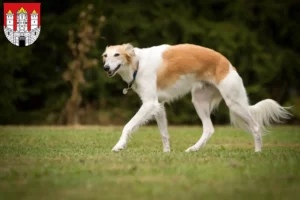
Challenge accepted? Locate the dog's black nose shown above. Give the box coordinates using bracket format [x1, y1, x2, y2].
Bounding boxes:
[103, 65, 110, 71]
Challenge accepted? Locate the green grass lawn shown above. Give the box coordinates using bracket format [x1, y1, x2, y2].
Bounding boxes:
[0, 126, 300, 200]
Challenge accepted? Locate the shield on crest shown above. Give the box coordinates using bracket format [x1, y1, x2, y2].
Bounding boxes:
[3, 2, 41, 47]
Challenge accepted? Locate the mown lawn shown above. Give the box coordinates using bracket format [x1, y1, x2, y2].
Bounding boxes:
[0, 126, 300, 200]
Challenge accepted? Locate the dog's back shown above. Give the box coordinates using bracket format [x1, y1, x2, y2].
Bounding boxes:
[156, 44, 231, 89]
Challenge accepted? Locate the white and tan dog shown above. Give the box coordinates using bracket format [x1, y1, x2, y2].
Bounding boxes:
[102, 43, 291, 152]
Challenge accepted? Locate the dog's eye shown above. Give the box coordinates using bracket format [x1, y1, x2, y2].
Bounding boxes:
[114, 53, 120, 57]
[103, 54, 107, 58]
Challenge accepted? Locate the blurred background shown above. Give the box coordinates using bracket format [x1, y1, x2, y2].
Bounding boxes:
[0, 0, 299, 126]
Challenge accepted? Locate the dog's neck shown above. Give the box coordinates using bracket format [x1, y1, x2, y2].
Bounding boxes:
[118, 48, 140, 85]
[118, 56, 139, 85]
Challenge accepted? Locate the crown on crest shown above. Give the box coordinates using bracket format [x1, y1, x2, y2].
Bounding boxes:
[17, 7, 27, 14]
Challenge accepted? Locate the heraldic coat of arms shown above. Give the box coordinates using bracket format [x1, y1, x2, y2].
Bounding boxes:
[3, 2, 41, 47]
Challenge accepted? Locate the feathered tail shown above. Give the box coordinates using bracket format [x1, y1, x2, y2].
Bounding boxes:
[230, 99, 292, 134]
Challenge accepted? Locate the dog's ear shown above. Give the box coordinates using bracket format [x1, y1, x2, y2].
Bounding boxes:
[122, 43, 136, 67]
[124, 43, 135, 57]
[122, 43, 137, 69]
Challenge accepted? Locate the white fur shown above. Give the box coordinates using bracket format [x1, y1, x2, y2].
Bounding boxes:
[104, 45, 292, 152]
[157, 74, 198, 103]
[234, 99, 292, 134]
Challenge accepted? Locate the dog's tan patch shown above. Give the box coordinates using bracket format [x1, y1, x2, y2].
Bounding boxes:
[157, 44, 230, 89]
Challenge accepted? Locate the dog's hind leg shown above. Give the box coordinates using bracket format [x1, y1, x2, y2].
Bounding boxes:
[217, 69, 262, 152]
[155, 103, 170, 152]
[185, 83, 222, 152]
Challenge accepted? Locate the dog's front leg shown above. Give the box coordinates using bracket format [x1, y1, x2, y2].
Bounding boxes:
[155, 104, 170, 152]
[112, 101, 160, 152]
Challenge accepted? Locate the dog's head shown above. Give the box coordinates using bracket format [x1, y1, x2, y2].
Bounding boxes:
[102, 43, 136, 77]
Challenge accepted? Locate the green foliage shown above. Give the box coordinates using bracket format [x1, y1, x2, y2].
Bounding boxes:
[1, 126, 300, 199]
[0, 0, 299, 124]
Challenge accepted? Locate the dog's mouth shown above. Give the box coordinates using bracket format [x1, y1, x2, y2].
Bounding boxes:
[107, 64, 121, 77]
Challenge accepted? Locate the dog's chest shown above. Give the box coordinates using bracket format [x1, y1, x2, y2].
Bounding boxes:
[157, 74, 198, 103]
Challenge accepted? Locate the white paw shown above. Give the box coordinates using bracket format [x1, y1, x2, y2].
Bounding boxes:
[111, 142, 126, 152]
[185, 146, 198, 152]
[163, 148, 171, 153]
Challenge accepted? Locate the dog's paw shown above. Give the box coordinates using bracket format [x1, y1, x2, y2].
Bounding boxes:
[185, 146, 198, 152]
[111, 142, 126, 152]
[163, 148, 171, 153]
[111, 147, 124, 152]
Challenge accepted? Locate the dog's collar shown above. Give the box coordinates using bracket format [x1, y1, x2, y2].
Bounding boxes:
[123, 61, 139, 95]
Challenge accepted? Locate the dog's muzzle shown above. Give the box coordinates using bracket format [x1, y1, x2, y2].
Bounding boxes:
[107, 64, 121, 77]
